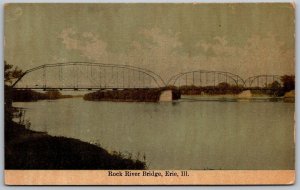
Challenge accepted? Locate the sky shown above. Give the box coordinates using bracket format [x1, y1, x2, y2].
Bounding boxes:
[4, 3, 295, 82]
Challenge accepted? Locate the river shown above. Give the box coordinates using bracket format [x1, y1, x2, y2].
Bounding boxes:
[13, 96, 294, 170]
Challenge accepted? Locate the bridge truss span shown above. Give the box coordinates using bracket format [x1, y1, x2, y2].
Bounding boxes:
[167, 70, 245, 87]
[244, 75, 282, 89]
[12, 62, 284, 90]
[12, 62, 166, 90]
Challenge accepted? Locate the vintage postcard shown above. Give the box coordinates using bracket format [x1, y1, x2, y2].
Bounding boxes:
[4, 3, 295, 185]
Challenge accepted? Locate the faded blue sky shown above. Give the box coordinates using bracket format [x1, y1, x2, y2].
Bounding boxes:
[4, 3, 295, 80]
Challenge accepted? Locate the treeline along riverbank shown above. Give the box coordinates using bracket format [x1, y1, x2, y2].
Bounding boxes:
[178, 76, 295, 97]
[178, 85, 286, 96]
[84, 88, 181, 102]
[82, 79, 294, 102]
[179, 84, 244, 95]
[9, 88, 72, 102]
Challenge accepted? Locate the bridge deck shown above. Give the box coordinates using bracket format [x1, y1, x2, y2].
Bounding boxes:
[13, 87, 278, 91]
[13, 87, 159, 91]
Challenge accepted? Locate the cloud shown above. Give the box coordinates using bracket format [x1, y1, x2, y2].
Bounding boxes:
[59, 28, 108, 61]
[59, 28, 294, 80]
[194, 34, 294, 78]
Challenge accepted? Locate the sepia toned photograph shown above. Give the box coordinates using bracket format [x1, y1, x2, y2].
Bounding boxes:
[4, 3, 295, 185]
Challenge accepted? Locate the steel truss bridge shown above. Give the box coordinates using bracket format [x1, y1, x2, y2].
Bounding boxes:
[12, 62, 283, 90]
[12, 62, 166, 90]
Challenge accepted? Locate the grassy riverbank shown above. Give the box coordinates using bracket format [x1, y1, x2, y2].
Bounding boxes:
[5, 119, 146, 169]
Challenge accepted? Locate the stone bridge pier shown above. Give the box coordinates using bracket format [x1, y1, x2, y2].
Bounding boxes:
[159, 90, 179, 102]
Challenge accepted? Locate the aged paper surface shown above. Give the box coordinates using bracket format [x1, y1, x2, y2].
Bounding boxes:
[4, 3, 295, 185]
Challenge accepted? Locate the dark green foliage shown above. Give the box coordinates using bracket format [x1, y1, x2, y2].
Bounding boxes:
[11, 89, 72, 102]
[258, 75, 295, 97]
[217, 82, 231, 89]
[84, 88, 181, 102]
[44, 90, 63, 99]
[4, 61, 25, 113]
[4, 61, 23, 85]
[178, 83, 244, 95]
[269, 81, 282, 90]
[281, 75, 295, 92]
[11, 89, 47, 101]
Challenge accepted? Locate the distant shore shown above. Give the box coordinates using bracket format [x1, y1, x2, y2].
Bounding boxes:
[83, 88, 181, 102]
[9, 89, 73, 102]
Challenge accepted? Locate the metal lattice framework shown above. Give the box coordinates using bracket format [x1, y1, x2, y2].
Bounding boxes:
[12, 62, 166, 90]
[167, 70, 245, 87]
[12, 62, 284, 90]
[244, 75, 282, 88]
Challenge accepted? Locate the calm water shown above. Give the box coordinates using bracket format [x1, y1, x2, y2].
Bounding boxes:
[13, 97, 295, 170]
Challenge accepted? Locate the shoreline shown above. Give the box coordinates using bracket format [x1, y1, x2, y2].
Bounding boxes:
[5, 118, 146, 170]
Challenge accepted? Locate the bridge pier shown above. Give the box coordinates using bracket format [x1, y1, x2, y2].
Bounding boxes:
[238, 90, 252, 98]
[159, 90, 173, 102]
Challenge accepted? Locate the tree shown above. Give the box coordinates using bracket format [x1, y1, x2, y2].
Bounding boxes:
[217, 82, 231, 89]
[281, 75, 295, 92]
[5, 61, 24, 112]
[45, 90, 62, 99]
[268, 81, 281, 90]
[5, 61, 23, 86]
